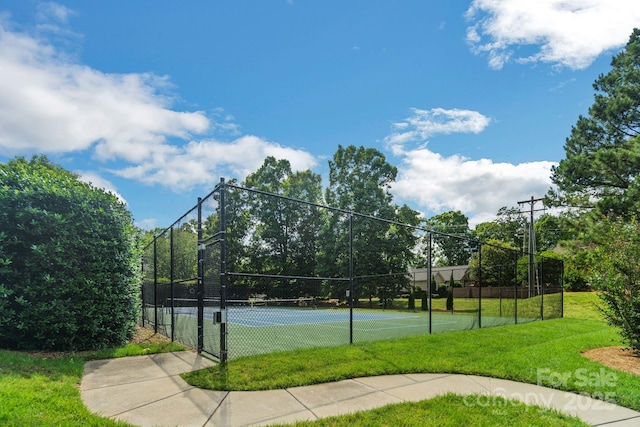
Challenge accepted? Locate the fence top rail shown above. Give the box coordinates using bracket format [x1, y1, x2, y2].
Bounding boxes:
[170, 277, 198, 285]
[228, 271, 351, 282]
[200, 231, 224, 245]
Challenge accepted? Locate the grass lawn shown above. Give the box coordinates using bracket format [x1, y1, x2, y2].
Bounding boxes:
[0, 291, 636, 426]
[155, 292, 563, 359]
[0, 338, 184, 426]
[273, 393, 589, 427]
[183, 317, 639, 412]
[182, 291, 640, 424]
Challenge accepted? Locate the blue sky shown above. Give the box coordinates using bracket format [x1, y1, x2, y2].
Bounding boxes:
[1, 1, 640, 229]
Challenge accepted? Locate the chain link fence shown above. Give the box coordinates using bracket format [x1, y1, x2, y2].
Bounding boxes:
[141, 179, 563, 361]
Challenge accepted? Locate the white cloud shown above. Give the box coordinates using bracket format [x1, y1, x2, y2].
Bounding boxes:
[0, 14, 318, 192]
[34, 2, 78, 42]
[77, 170, 126, 204]
[209, 107, 241, 136]
[0, 20, 209, 159]
[466, 0, 640, 70]
[392, 148, 555, 226]
[135, 218, 159, 230]
[36, 2, 73, 24]
[385, 107, 491, 154]
[384, 107, 552, 225]
[113, 135, 318, 191]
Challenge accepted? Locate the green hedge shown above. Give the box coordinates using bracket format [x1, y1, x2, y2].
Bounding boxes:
[0, 156, 140, 350]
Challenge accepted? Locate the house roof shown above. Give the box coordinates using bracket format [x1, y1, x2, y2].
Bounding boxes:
[408, 265, 469, 283]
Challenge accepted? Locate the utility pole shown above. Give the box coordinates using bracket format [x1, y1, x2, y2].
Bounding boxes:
[517, 196, 544, 298]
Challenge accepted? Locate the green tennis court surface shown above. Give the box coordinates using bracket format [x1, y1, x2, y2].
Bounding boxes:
[145, 304, 538, 359]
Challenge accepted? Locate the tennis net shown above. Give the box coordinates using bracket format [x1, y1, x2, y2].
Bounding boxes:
[166, 297, 317, 310]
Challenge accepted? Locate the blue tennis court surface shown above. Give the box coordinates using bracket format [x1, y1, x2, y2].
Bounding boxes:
[173, 306, 423, 327]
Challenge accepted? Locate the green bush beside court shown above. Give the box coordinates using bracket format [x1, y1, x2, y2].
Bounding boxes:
[0, 156, 140, 350]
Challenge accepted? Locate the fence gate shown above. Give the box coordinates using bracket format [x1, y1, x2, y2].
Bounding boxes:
[199, 232, 225, 361]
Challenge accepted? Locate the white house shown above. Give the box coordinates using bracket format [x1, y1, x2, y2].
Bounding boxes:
[407, 265, 469, 292]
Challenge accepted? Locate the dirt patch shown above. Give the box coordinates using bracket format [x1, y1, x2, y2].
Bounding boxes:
[129, 326, 172, 345]
[24, 350, 70, 359]
[582, 346, 640, 376]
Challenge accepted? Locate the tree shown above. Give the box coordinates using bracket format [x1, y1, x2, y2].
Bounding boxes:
[537, 249, 564, 288]
[172, 220, 199, 281]
[560, 245, 593, 291]
[446, 271, 454, 311]
[408, 291, 415, 311]
[202, 178, 252, 277]
[534, 214, 576, 252]
[474, 207, 527, 249]
[321, 145, 420, 303]
[141, 221, 198, 281]
[0, 156, 140, 350]
[550, 28, 640, 218]
[589, 218, 640, 353]
[243, 157, 324, 297]
[144, 227, 171, 282]
[425, 210, 472, 267]
[547, 29, 640, 350]
[467, 240, 519, 287]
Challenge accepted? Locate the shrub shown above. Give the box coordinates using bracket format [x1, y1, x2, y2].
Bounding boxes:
[563, 250, 592, 291]
[408, 292, 415, 310]
[590, 218, 640, 353]
[437, 284, 448, 298]
[0, 156, 140, 350]
[446, 288, 454, 311]
[447, 270, 455, 311]
[421, 291, 428, 311]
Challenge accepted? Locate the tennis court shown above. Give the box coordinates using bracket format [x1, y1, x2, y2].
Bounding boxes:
[174, 304, 424, 327]
[169, 298, 461, 327]
[141, 180, 564, 361]
[151, 299, 525, 359]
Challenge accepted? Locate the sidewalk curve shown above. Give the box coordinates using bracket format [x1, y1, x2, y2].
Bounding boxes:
[80, 351, 640, 427]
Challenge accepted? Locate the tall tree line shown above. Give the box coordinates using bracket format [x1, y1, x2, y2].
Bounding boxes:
[549, 28, 640, 352]
[144, 146, 422, 303]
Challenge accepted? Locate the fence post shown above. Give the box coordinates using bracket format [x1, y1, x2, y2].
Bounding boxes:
[349, 212, 354, 345]
[561, 260, 564, 318]
[141, 258, 145, 328]
[428, 232, 432, 334]
[478, 243, 482, 328]
[197, 197, 204, 353]
[514, 251, 518, 325]
[540, 258, 544, 320]
[170, 226, 175, 342]
[219, 178, 228, 363]
[153, 237, 158, 334]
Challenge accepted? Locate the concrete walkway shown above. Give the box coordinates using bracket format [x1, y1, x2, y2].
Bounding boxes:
[81, 351, 640, 427]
